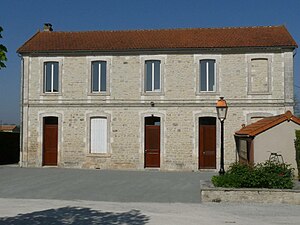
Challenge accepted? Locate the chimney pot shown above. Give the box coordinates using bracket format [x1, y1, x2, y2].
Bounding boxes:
[44, 23, 53, 32]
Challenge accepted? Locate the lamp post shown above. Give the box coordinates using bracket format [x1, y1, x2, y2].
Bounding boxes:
[216, 97, 228, 175]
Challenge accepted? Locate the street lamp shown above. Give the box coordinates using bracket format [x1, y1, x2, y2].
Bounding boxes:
[216, 97, 228, 175]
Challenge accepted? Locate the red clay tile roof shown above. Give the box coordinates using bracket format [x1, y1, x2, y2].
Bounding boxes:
[235, 111, 300, 137]
[17, 25, 297, 54]
[0, 125, 17, 132]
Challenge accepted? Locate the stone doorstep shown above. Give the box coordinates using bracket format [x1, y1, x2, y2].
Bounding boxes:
[200, 180, 300, 205]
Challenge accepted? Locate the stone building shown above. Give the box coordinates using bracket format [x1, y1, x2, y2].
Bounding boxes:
[17, 24, 297, 171]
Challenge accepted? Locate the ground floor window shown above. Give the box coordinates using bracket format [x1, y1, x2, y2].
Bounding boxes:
[235, 137, 253, 164]
[90, 117, 107, 153]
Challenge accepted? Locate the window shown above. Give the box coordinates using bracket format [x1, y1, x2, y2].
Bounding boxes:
[235, 137, 253, 164]
[249, 58, 269, 93]
[91, 61, 107, 92]
[90, 117, 107, 153]
[246, 112, 273, 124]
[200, 59, 216, 92]
[145, 60, 161, 92]
[250, 116, 265, 124]
[44, 62, 59, 93]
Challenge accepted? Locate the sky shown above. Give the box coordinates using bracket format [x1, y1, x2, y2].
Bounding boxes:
[0, 0, 300, 124]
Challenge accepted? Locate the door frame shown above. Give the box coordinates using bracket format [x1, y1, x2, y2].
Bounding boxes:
[140, 113, 165, 169]
[195, 114, 220, 171]
[39, 113, 62, 167]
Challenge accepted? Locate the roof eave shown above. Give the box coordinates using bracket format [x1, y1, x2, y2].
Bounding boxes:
[235, 113, 300, 137]
[17, 45, 297, 56]
[234, 133, 253, 138]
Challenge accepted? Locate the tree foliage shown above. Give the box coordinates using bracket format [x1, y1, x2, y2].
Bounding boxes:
[295, 130, 300, 180]
[0, 26, 7, 69]
[295, 94, 300, 117]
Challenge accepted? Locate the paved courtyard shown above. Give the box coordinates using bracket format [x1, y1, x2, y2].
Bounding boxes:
[0, 166, 299, 225]
[0, 166, 215, 203]
[0, 198, 299, 225]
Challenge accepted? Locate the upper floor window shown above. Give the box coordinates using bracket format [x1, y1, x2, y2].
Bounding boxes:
[92, 61, 107, 93]
[44, 62, 59, 93]
[200, 59, 216, 92]
[145, 60, 161, 92]
[249, 58, 269, 94]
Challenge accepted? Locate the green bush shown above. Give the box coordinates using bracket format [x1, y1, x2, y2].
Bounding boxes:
[212, 161, 294, 189]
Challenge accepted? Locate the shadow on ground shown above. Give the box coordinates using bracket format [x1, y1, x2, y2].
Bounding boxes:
[0, 206, 150, 225]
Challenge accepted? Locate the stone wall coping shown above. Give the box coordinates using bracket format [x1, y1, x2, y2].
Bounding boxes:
[200, 180, 300, 193]
[200, 180, 300, 205]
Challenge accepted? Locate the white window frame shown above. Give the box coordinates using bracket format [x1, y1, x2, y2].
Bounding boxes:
[145, 60, 161, 92]
[44, 61, 59, 93]
[91, 61, 107, 93]
[200, 59, 216, 92]
[87, 56, 112, 96]
[194, 54, 220, 95]
[140, 55, 166, 96]
[39, 57, 63, 95]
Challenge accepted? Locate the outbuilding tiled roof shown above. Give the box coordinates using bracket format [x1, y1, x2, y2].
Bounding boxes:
[0, 125, 17, 132]
[17, 25, 297, 54]
[235, 111, 300, 137]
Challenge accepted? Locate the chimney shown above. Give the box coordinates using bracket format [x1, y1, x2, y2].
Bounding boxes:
[43, 23, 53, 32]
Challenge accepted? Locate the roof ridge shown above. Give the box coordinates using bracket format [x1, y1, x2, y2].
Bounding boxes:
[18, 25, 297, 54]
[236, 111, 300, 137]
[284, 110, 293, 120]
[245, 115, 282, 136]
[42, 25, 285, 34]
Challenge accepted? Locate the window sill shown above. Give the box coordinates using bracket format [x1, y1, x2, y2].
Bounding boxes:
[88, 92, 110, 96]
[196, 91, 219, 96]
[86, 153, 111, 158]
[247, 92, 272, 95]
[142, 91, 164, 96]
[41, 92, 62, 96]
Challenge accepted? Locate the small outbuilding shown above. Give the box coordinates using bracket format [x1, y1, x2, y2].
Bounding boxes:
[235, 111, 300, 174]
[0, 125, 19, 133]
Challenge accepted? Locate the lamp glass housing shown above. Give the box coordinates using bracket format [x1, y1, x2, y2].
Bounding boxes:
[217, 107, 227, 121]
[216, 97, 228, 121]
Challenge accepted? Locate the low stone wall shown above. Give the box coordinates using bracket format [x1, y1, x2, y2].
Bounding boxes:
[200, 181, 300, 205]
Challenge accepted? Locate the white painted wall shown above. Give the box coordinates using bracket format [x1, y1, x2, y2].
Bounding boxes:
[254, 121, 299, 175]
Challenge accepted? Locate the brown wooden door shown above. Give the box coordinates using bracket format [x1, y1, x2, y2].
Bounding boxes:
[145, 125, 160, 167]
[199, 124, 216, 169]
[43, 123, 58, 166]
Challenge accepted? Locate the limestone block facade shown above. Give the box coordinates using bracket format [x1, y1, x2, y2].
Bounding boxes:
[18, 25, 297, 171]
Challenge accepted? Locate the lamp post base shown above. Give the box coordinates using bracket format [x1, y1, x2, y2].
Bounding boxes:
[219, 168, 225, 175]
